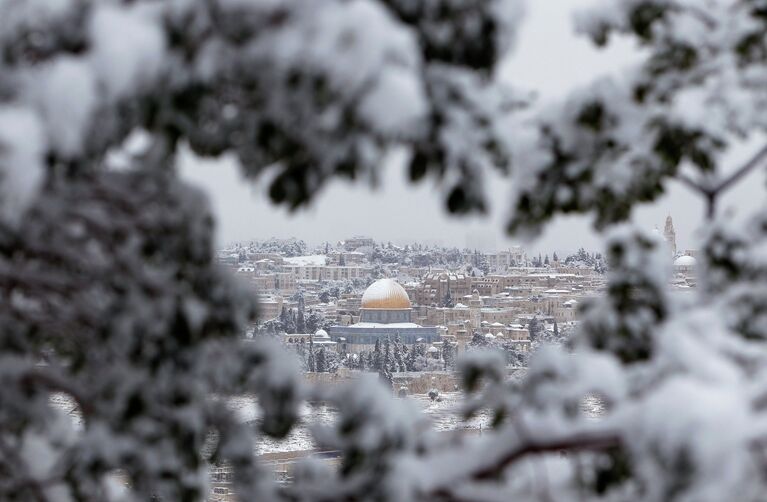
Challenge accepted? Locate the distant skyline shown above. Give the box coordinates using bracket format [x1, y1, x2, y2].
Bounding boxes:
[179, 0, 767, 256]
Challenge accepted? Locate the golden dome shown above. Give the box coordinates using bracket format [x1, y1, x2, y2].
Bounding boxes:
[361, 278, 411, 309]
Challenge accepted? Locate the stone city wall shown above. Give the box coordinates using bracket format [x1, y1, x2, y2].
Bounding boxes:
[303, 369, 459, 395]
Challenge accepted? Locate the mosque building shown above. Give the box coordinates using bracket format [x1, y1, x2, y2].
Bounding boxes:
[328, 278, 440, 353]
[653, 214, 697, 284]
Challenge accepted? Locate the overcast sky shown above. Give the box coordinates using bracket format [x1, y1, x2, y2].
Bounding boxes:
[179, 0, 767, 256]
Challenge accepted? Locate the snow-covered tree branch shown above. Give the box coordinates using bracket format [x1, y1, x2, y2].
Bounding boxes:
[3, 0, 767, 501]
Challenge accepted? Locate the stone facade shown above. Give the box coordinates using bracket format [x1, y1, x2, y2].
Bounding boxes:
[411, 272, 472, 306]
[359, 308, 411, 323]
[328, 325, 440, 353]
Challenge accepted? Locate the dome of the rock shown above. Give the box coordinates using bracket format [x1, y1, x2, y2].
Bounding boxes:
[360, 278, 411, 309]
[674, 255, 696, 267]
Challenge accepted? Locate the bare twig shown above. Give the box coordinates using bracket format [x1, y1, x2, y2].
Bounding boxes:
[676, 172, 708, 194]
[712, 143, 767, 196]
[427, 431, 621, 502]
[678, 143, 767, 220]
[471, 431, 621, 480]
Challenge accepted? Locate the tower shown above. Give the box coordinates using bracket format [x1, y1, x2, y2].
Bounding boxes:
[663, 215, 677, 257]
[468, 290, 482, 329]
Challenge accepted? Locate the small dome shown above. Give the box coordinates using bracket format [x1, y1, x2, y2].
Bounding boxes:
[361, 278, 411, 309]
[674, 255, 696, 267]
[315, 329, 329, 338]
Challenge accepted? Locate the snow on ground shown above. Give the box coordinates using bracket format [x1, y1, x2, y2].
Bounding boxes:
[52, 386, 605, 462]
[227, 392, 605, 455]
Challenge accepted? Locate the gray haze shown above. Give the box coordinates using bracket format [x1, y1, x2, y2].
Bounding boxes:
[179, 0, 767, 256]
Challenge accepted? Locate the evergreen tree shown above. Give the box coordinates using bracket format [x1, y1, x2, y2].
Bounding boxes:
[393, 334, 406, 373]
[470, 331, 488, 348]
[553, 252, 559, 262]
[544, 254, 550, 266]
[406, 344, 418, 372]
[384, 337, 395, 374]
[553, 321, 559, 338]
[316, 347, 327, 373]
[528, 317, 543, 342]
[296, 309, 306, 333]
[279, 306, 289, 332]
[372, 338, 382, 372]
[441, 339, 454, 371]
[442, 286, 454, 308]
[297, 293, 305, 313]
[305, 310, 324, 333]
[478, 255, 490, 275]
[324, 350, 339, 373]
[284, 309, 297, 334]
[379, 337, 393, 388]
[338, 254, 346, 266]
[308, 336, 316, 372]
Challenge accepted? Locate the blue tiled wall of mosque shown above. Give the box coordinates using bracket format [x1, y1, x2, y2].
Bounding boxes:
[328, 326, 439, 345]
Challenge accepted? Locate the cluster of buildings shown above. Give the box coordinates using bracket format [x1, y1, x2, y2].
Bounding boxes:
[220, 219, 696, 364]
[220, 240, 606, 361]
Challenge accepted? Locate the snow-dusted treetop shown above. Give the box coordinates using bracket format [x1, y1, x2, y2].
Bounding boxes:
[0, 1, 524, 500]
[509, 0, 767, 234]
[0, 0, 525, 224]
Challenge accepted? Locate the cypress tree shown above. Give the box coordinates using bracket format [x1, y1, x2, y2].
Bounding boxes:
[373, 339, 382, 372]
[380, 337, 393, 388]
[308, 336, 316, 372]
[406, 344, 417, 372]
[442, 339, 454, 371]
[393, 334, 405, 372]
[316, 347, 327, 373]
[297, 309, 306, 333]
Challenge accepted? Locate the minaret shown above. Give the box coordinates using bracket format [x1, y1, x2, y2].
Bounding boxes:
[469, 290, 482, 329]
[663, 215, 677, 257]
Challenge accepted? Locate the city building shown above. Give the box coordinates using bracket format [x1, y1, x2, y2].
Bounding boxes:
[341, 236, 375, 251]
[411, 272, 472, 306]
[485, 247, 527, 272]
[257, 294, 284, 321]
